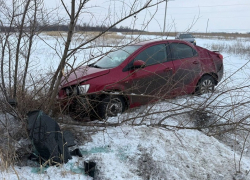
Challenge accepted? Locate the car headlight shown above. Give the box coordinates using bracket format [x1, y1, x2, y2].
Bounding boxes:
[65, 88, 71, 95]
[78, 84, 90, 94]
[65, 86, 78, 96]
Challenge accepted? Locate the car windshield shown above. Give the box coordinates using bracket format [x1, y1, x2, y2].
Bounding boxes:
[92, 45, 141, 69]
[180, 34, 193, 38]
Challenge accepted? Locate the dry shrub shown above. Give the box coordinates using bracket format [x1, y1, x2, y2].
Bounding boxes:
[44, 31, 67, 37]
[0, 112, 31, 170]
[0, 78, 59, 169]
[16, 91, 47, 116]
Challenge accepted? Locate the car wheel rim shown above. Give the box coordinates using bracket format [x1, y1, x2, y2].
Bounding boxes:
[106, 98, 123, 117]
[200, 79, 214, 94]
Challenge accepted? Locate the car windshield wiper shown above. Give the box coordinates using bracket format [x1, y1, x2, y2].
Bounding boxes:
[89, 64, 102, 68]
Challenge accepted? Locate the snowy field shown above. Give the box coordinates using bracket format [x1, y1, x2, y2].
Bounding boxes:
[1, 33, 250, 180]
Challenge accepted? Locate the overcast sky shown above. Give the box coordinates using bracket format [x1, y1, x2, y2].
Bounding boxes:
[46, 0, 250, 33]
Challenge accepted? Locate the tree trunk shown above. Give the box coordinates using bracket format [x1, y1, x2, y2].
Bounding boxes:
[13, 0, 31, 98]
[45, 0, 76, 114]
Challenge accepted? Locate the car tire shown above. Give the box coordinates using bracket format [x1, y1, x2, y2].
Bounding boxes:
[96, 95, 126, 120]
[196, 75, 215, 95]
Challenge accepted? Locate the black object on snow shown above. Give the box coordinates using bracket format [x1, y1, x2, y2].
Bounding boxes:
[27, 110, 72, 165]
[70, 148, 83, 157]
[63, 130, 76, 147]
[84, 161, 96, 178]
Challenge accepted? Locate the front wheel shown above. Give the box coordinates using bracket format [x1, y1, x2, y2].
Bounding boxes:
[196, 75, 216, 95]
[96, 96, 126, 120]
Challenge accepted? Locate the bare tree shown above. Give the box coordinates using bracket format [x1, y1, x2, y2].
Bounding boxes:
[13, 0, 32, 99]
[0, 0, 53, 115]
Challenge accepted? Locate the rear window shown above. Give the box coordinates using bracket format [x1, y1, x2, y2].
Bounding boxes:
[179, 34, 193, 38]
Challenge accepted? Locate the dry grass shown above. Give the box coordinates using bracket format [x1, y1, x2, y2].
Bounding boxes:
[124, 31, 250, 39]
[204, 40, 250, 55]
[44, 31, 67, 37]
[193, 32, 250, 39]
[44, 30, 250, 39]
[105, 32, 125, 40]
[80, 31, 125, 40]
[44, 31, 125, 39]
[44, 31, 127, 46]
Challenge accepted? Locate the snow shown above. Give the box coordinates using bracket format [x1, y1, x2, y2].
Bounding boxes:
[1, 33, 250, 179]
[1, 125, 249, 179]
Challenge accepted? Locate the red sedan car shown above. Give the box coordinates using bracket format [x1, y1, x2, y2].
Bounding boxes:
[58, 40, 223, 120]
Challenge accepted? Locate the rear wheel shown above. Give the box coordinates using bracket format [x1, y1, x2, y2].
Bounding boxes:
[196, 75, 215, 95]
[96, 95, 126, 120]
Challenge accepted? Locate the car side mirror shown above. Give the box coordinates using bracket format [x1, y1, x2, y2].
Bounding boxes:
[133, 60, 146, 69]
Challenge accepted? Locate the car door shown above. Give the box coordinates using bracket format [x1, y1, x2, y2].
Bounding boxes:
[169, 42, 202, 95]
[123, 44, 175, 106]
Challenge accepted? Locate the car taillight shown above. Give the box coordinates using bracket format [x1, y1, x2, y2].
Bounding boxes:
[218, 54, 223, 60]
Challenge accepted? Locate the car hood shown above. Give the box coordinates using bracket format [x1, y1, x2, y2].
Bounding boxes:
[60, 66, 110, 88]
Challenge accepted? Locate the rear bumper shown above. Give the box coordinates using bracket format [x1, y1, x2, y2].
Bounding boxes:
[217, 64, 224, 83]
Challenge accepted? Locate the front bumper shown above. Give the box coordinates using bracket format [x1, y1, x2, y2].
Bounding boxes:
[58, 95, 94, 117]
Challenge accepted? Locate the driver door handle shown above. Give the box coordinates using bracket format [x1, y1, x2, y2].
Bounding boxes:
[193, 61, 199, 64]
[164, 67, 173, 72]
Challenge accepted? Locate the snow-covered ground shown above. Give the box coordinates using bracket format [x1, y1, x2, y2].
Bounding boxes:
[1, 125, 249, 180]
[1, 33, 250, 180]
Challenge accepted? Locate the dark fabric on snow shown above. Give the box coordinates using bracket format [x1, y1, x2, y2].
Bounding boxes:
[63, 130, 76, 147]
[27, 110, 72, 165]
[70, 148, 83, 157]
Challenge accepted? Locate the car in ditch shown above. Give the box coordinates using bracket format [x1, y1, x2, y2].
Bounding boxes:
[175, 33, 196, 45]
[58, 40, 223, 120]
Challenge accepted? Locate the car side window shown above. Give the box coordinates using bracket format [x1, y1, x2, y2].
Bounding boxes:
[134, 44, 167, 66]
[169, 43, 197, 60]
